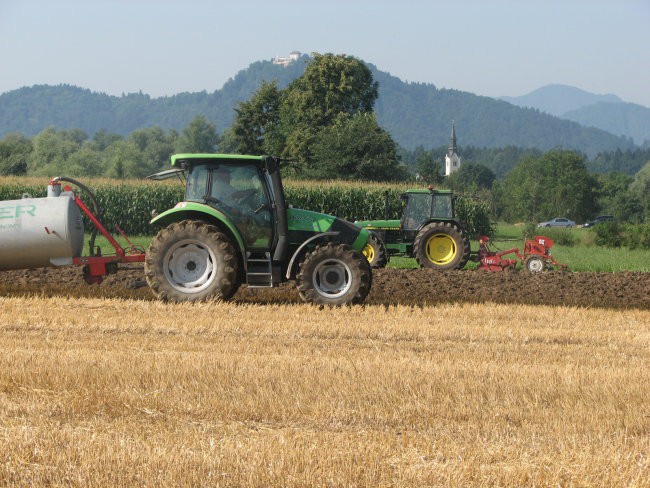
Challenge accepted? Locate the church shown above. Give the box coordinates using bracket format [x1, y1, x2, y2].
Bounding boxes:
[444, 122, 461, 176]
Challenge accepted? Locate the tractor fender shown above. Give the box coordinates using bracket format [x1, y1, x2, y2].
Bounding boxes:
[285, 232, 338, 280]
[150, 202, 246, 255]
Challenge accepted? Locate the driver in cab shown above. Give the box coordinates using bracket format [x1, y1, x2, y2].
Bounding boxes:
[211, 166, 241, 209]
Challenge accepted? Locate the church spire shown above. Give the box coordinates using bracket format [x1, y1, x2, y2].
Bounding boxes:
[444, 121, 461, 176]
[448, 121, 457, 156]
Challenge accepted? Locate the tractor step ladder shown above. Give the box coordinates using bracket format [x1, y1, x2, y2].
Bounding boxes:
[246, 251, 274, 288]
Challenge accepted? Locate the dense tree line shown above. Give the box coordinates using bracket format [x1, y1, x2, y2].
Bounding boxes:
[0, 116, 219, 179]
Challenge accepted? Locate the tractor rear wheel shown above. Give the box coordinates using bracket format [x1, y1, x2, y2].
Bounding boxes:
[297, 242, 372, 305]
[413, 222, 470, 270]
[145, 220, 240, 302]
[362, 234, 388, 269]
[524, 255, 545, 273]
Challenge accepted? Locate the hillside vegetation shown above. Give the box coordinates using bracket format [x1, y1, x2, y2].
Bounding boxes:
[0, 56, 635, 155]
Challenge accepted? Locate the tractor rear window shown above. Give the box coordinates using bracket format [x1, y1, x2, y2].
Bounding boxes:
[431, 194, 453, 219]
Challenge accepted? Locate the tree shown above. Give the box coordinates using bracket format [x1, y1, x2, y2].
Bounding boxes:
[64, 146, 106, 177]
[498, 150, 598, 223]
[0, 133, 32, 175]
[280, 53, 378, 166]
[592, 172, 643, 223]
[175, 115, 219, 153]
[28, 127, 86, 176]
[413, 146, 442, 184]
[90, 129, 123, 151]
[230, 80, 282, 155]
[104, 140, 147, 179]
[631, 161, 650, 222]
[128, 126, 175, 173]
[309, 113, 406, 181]
[446, 163, 495, 192]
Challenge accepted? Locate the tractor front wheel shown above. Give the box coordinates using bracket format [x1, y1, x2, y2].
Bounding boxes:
[524, 255, 545, 273]
[362, 234, 388, 269]
[413, 222, 470, 270]
[297, 242, 372, 305]
[145, 220, 240, 302]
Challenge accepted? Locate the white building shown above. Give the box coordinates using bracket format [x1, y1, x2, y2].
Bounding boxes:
[273, 51, 301, 67]
[444, 122, 461, 176]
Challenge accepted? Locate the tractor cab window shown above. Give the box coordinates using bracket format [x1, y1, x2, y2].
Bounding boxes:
[431, 194, 453, 219]
[186, 165, 209, 202]
[208, 164, 273, 249]
[401, 193, 431, 231]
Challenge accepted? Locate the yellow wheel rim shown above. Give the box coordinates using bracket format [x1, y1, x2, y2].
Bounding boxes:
[362, 243, 375, 263]
[425, 234, 457, 265]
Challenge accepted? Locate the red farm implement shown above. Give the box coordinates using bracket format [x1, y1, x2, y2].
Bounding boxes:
[476, 235, 567, 273]
[0, 176, 145, 285]
[52, 177, 146, 284]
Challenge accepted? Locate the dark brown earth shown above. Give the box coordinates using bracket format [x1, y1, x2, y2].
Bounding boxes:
[1, 264, 648, 309]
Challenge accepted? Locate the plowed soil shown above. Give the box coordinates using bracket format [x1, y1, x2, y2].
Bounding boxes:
[1, 264, 648, 309]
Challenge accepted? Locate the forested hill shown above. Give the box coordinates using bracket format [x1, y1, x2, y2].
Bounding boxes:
[0, 57, 635, 155]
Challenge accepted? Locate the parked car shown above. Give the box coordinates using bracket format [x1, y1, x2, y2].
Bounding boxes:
[537, 217, 576, 228]
[583, 215, 615, 228]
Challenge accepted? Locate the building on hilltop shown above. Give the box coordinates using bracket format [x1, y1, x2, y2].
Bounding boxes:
[273, 51, 301, 67]
[444, 121, 461, 176]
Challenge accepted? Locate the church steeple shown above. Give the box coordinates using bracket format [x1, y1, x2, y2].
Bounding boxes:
[447, 121, 457, 156]
[444, 121, 461, 176]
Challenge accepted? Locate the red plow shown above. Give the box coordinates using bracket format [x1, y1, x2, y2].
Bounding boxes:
[476, 235, 567, 273]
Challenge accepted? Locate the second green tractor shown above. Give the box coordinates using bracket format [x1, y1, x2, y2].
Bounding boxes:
[356, 189, 471, 270]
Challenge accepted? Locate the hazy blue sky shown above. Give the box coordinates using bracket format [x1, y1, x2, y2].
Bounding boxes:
[1, 0, 649, 106]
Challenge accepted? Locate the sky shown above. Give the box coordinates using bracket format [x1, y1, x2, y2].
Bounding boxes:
[1, 0, 649, 107]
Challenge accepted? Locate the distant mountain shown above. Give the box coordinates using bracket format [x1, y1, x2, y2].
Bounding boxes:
[562, 101, 650, 146]
[500, 84, 623, 117]
[0, 59, 636, 156]
[500, 84, 649, 145]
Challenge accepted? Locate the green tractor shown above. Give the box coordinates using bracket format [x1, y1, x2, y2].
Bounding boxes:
[356, 189, 471, 270]
[146, 154, 372, 305]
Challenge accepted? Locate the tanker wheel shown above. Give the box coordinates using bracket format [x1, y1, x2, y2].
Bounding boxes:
[145, 220, 240, 302]
[362, 234, 388, 269]
[413, 222, 471, 270]
[524, 255, 545, 274]
[297, 242, 372, 306]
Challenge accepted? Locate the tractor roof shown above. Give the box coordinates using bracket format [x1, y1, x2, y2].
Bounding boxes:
[171, 153, 265, 167]
[404, 189, 453, 194]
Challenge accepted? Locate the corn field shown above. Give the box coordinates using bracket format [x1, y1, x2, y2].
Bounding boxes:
[0, 177, 493, 237]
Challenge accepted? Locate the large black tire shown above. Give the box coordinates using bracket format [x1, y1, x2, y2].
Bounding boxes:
[297, 242, 372, 305]
[145, 220, 240, 302]
[413, 222, 471, 270]
[362, 234, 388, 269]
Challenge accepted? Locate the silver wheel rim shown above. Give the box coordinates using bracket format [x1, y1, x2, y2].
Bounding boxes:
[528, 257, 544, 273]
[163, 239, 216, 293]
[312, 258, 353, 299]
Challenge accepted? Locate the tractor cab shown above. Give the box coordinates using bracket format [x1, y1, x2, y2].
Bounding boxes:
[184, 159, 275, 249]
[401, 190, 454, 237]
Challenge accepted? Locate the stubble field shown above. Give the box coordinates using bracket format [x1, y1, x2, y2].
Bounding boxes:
[0, 267, 649, 486]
